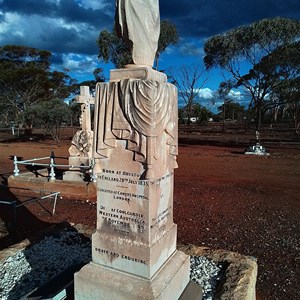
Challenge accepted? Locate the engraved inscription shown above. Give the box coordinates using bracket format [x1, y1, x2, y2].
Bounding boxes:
[151, 206, 171, 228]
[97, 170, 174, 234]
[94, 247, 147, 264]
[99, 207, 145, 233]
[98, 188, 148, 201]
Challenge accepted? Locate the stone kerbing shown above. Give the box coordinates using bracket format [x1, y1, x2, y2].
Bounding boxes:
[8, 171, 97, 201]
[1, 225, 257, 300]
[178, 245, 258, 300]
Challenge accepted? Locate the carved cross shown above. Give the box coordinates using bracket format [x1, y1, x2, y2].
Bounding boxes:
[75, 86, 95, 132]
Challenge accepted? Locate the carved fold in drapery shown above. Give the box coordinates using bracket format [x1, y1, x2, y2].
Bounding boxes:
[93, 79, 178, 172]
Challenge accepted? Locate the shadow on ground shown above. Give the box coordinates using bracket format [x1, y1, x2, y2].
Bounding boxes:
[0, 184, 52, 250]
[0, 173, 90, 299]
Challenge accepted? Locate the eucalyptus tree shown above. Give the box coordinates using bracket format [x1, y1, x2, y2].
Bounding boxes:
[265, 41, 300, 133]
[0, 45, 75, 127]
[204, 17, 300, 132]
[97, 19, 179, 69]
[0, 45, 51, 125]
[168, 64, 208, 125]
[154, 20, 179, 69]
[25, 99, 71, 144]
[281, 78, 300, 134]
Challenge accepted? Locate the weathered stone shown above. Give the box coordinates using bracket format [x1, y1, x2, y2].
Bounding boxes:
[66, 86, 95, 182]
[115, 0, 160, 67]
[179, 245, 258, 300]
[74, 1, 190, 298]
[8, 172, 96, 201]
[110, 65, 167, 83]
[75, 251, 189, 300]
[62, 171, 85, 182]
[68, 130, 93, 159]
[74, 86, 95, 133]
[93, 79, 178, 180]
[75, 73, 189, 297]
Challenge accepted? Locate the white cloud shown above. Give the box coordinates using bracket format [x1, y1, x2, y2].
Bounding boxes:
[46, 0, 60, 4]
[56, 17, 81, 30]
[61, 53, 98, 73]
[0, 11, 100, 55]
[0, 12, 24, 37]
[164, 46, 175, 55]
[0, 13, 57, 44]
[179, 42, 204, 57]
[0, 9, 103, 80]
[76, 0, 106, 10]
[228, 89, 243, 100]
[196, 88, 214, 99]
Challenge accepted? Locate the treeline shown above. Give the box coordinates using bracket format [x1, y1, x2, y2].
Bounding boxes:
[0, 45, 101, 143]
[0, 17, 299, 143]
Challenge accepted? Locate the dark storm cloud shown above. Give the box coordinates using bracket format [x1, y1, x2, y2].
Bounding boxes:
[2, 0, 299, 45]
[37, 26, 94, 54]
[0, 0, 299, 61]
[0, 0, 113, 55]
[0, 18, 98, 56]
[56, 0, 113, 28]
[1, 0, 113, 29]
[36, 25, 99, 55]
[50, 53, 64, 65]
[1, 0, 54, 16]
[160, 0, 300, 38]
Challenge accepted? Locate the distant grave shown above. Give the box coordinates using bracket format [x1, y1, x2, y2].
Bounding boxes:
[245, 131, 269, 156]
[63, 85, 95, 182]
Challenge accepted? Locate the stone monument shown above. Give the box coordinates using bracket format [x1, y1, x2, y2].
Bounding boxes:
[74, 1, 191, 299]
[63, 86, 95, 181]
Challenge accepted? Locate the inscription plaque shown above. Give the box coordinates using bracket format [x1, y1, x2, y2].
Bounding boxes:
[92, 169, 176, 278]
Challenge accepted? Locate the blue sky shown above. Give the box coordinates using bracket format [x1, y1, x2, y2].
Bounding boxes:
[0, 0, 299, 111]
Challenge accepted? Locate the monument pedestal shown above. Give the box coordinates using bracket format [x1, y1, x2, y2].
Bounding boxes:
[75, 250, 189, 300]
[74, 67, 190, 299]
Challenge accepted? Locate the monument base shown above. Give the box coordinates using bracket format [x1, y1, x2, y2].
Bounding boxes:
[63, 171, 85, 182]
[110, 65, 167, 83]
[74, 250, 190, 300]
[245, 143, 270, 156]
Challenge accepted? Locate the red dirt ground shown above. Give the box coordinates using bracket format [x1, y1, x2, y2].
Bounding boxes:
[0, 128, 299, 299]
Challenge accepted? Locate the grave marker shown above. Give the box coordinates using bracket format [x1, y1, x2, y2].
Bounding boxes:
[75, 86, 95, 132]
[74, 1, 191, 298]
[63, 86, 95, 181]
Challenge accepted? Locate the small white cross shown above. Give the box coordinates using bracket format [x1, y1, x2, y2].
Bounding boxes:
[75, 86, 95, 131]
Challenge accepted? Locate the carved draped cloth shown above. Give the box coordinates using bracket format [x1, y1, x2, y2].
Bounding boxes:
[93, 80, 177, 164]
[115, 0, 160, 66]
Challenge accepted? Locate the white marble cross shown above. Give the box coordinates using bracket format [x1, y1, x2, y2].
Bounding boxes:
[75, 86, 95, 132]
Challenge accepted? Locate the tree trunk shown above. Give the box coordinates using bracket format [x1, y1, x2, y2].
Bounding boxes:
[256, 106, 262, 133]
[293, 102, 299, 135]
[223, 101, 226, 133]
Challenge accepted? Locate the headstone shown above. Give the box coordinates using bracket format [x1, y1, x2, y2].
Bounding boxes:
[74, 1, 190, 298]
[63, 86, 95, 181]
[75, 86, 95, 132]
[74, 66, 190, 299]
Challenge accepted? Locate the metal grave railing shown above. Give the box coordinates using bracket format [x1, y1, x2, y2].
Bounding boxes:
[13, 152, 97, 182]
